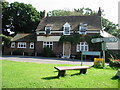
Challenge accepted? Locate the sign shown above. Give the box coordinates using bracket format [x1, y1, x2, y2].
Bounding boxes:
[82, 51, 101, 56]
[103, 37, 118, 42]
[91, 38, 103, 43]
[94, 58, 105, 68]
[91, 37, 118, 43]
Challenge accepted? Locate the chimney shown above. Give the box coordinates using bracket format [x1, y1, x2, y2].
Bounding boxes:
[97, 7, 101, 16]
[43, 10, 47, 18]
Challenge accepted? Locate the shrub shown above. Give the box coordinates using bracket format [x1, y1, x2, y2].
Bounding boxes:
[42, 47, 54, 57]
[13, 50, 23, 55]
[109, 58, 120, 67]
[94, 61, 104, 68]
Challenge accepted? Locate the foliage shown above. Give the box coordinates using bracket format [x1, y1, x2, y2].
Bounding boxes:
[2, 60, 118, 88]
[42, 47, 54, 57]
[108, 29, 120, 39]
[59, 33, 102, 50]
[102, 18, 118, 32]
[0, 34, 12, 47]
[48, 7, 98, 16]
[13, 50, 23, 55]
[109, 58, 120, 68]
[2, 1, 41, 35]
[94, 61, 104, 68]
[59, 33, 80, 44]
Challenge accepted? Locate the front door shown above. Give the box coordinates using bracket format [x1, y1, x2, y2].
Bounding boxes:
[63, 42, 71, 58]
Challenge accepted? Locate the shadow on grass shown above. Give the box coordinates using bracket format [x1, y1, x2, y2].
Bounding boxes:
[42, 76, 59, 80]
[71, 73, 80, 76]
[111, 76, 119, 80]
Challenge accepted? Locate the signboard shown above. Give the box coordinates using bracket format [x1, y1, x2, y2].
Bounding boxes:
[82, 51, 101, 56]
[91, 38, 103, 43]
[94, 58, 105, 68]
[91, 37, 118, 43]
[103, 37, 118, 42]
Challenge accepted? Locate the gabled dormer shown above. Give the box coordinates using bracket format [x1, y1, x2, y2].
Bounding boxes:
[63, 22, 71, 35]
[45, 26, 51, 35]
[79, 23, 88, 35]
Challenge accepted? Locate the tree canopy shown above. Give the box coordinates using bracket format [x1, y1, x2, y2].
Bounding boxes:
[2, 1, 41, 35]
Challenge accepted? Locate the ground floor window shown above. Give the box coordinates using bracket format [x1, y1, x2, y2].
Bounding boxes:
[11, 42, 15, 48]
[77, 42, 88, 52]
[17, 42, 26, 48]
[30, 42, 34, 49]
[43, 41, 53, 50]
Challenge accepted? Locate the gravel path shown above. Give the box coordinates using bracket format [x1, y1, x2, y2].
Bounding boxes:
[2, 56, 108, 66]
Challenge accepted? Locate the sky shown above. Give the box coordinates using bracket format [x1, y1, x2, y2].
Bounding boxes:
[6, 0, 120, 24]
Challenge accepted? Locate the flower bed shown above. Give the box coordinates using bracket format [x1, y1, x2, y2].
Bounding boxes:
[109, 58, 120, 68]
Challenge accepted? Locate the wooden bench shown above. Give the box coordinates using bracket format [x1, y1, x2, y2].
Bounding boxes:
[54, 66, 90, 77]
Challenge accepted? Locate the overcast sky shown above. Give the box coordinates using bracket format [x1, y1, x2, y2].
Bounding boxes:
[7, 0, 120, 24]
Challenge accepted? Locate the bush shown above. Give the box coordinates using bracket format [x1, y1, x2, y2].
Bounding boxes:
[42, 47, 54, 57]
[94, 61, 104, 68]
[109, 58, 120, 67]
[13, 50, 23, 55]
[76, 52, 82, 59]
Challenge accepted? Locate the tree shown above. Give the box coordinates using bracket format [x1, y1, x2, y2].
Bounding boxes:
[2, 1, 41, 35]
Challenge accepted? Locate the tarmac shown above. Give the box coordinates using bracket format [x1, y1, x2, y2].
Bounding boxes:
[2, 55, 109, 66]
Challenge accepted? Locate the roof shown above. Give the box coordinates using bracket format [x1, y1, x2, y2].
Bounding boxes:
[36, 15, 101, 31]
[11, 33, 36, 42]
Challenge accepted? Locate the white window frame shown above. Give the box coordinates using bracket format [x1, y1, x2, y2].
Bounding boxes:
[17, 42, 26, 48]
[63, 22, 71, 35]
[45, 27, 51, 35]
[79, 23, 87, 35]
[11, 42, 15, 48]
[30, 42, 34, 49]
[77, 42, 89, 52]
[43, 41, 53, 50]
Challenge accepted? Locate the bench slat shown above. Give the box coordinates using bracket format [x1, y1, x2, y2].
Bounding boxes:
[54, 66, 90, 71]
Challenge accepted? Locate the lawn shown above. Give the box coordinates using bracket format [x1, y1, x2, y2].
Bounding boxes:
[2, 60, 119, 88]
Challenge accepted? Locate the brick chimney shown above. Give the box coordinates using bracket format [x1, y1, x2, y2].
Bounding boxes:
[97, 7, 101, 16]
[43, 10, 47, 18]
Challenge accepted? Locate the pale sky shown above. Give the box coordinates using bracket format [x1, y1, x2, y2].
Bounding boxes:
[7, 0, 120, 24]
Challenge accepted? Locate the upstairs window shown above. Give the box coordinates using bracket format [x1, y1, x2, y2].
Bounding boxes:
[79, 23, 87, 35]
[63, 22, 71, 35]
[17, 42, 26, 48]
[30, 42, 34, 49]
[11, 42, 15, 48]
[45, 27, 51, 35]
[77, 42, 88, 52]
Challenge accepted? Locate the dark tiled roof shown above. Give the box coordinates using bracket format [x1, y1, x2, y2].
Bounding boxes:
[36, 15, 101, 31]
[11, 33, 36, 42]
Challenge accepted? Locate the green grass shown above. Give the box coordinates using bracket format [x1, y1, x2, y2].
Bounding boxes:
[2, 60, 119, 88]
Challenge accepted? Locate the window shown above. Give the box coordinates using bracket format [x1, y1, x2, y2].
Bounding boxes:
[43, 42, 53, 50]
[17, 42, 26, 48]
[77, 42, 88, 52]
[45, 27, 51, 35]
[11, 42, 15, 48]
[63, 22, 71, 35]
[30, 42, 34, 49]
[79, 23, 87, 35]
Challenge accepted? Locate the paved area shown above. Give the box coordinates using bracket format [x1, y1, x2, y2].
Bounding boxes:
[2, 56, 108, 66]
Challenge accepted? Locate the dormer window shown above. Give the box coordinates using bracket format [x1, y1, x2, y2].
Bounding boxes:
[63, 22, 71, 35]
[45, 26, 51, 35]
[79, 23, 87, 35]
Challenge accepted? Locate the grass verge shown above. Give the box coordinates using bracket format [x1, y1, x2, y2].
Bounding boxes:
[2, 60, 119, 88]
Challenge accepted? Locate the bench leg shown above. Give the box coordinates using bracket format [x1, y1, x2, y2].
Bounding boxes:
[58, 70, 66, 77]
[80, 69, 87, 74]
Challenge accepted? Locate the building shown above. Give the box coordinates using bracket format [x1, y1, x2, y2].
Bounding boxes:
[3, 8, 103, 58]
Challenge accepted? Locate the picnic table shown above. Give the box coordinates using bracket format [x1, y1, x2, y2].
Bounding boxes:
[54, 66, 90, 77]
